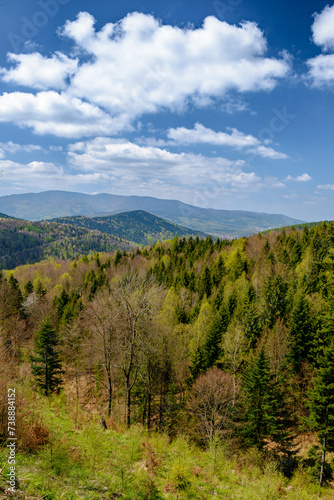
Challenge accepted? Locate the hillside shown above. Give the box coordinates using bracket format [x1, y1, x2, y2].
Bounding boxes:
[1, 222, 334, 498]
[0, 218, 133, 270]
[53, 210, 208, 246]
[0, 190, 303, 237]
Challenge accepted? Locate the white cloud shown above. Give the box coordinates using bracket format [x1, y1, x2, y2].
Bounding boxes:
[307, 53, 334, 87]
[246, 145, 288, 159]
[1, 52, 78, 90]
[167, 123, 288, 158]
[67, 136, 260, 189]
[0, 12, 290, 138]
[0, 91, 131, 138]
[168, 123, 258, 148]
[0, 159, 109, 192]
[307, 5, 334, 87]
[312, 4, 334, 50]
[317, 183, 334, 189]
[285, 173, 312, 182]
[0, 141, 43, 154]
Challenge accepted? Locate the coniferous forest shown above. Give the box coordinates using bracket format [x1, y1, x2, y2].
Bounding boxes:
[1, 222, 334, 498]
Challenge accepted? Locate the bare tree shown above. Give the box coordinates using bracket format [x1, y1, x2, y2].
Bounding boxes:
[187, 367, 235, 446]
[113, 271, 162, 427]
[82, 290, 118, 416]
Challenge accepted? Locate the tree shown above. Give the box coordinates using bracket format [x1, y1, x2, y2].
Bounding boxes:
[242, 348, 292, 451]
[113, 271, 161, 427]
[81, 291, 117, 416]
[203, 306, 229, 368]
[222, 323, 247, 405]
[307, 342, 334, 487]
[30, 320, 63, 396]
[187, 367, 235, 446]
[288, 294, 313, 370]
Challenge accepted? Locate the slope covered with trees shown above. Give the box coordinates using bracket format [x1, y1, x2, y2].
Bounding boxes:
[1, 221, 334, 498]
[53, 210, 207, 246]
[0, 217, 133, 270]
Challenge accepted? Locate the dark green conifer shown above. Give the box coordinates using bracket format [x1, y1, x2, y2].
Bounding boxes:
[242, 349, 293, 452]
[30, 320, 63, 396]
[307, 342, 334, 487]
[288, 295, 313, 370]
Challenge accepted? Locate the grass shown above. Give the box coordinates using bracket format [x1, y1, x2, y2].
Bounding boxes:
[1, 389, 333, 499]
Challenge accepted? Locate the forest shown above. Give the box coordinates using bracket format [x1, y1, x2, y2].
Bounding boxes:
[1, 221, 334, 499]
[0, 218, 133, 270]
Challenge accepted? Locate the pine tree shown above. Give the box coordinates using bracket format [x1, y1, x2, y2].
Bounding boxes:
[30, 320, 63, 396]
[307, 342, 334, 487]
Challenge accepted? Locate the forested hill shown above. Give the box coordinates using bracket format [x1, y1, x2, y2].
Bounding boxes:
[53, 210, 207, 246]
[0, 218, 133, 270]
[2, 221, 334, 497]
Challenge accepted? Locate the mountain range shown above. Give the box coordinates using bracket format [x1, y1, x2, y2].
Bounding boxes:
[0, 210, 206, 270]
[0, 191, 303, 237]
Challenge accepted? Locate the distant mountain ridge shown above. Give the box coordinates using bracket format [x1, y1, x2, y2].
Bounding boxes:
[0, 190, 304, 237]
[53, 210, 207, 246]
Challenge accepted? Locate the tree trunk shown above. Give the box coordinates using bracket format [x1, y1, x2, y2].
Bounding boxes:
[319, 436, 326, 488]
[108, 376, 112, 417]
[147, 392, 152, 430]
[125, 382, 131, 428]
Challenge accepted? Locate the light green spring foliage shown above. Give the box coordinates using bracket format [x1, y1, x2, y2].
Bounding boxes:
[3, 389, 332, 500]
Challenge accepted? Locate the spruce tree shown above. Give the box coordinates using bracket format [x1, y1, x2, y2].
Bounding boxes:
[242, 348, 293, 452]
[307, 342, 334, 487]
[288, 295, 313, 370]
[30, 320, 63, 396]
[203, 306, 229, 368]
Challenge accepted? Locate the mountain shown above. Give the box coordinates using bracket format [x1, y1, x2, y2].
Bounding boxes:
[0, 212, 15, 219]
[0, 190, 304, 237]
[0, 218, 133, 270]
[53, 210, 208, 246]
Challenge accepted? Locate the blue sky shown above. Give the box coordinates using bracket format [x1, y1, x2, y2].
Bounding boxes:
[0, 0, 333, 221]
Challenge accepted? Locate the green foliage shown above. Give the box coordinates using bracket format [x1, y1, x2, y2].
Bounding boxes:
[54, 210, 206, 247]
[288, 294, 314, 369]
[0, 218, 133, 270]
[30, 320, 63, 396]
[242, 349, 293, 451]
[307, 341, 334, 476]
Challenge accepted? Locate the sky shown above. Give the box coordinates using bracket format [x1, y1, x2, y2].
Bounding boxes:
[0, 0, 333, 221]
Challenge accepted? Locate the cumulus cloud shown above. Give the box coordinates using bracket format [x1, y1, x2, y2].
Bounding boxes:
[307, 54, 334, 86]
[168, 123, 258, 148]
[0, 11, 290, 138]
[307, 4, 334, 87]
[285, 173, 312, 182]
[0, 91, 131, 137]
[317, 183, 334, 189]
[1, 52, 78, 90]
[312, 4, 334, 50]
[67, 136, 260, 189]
[0, 158, 109, 192]
[167, 123, 288, 159]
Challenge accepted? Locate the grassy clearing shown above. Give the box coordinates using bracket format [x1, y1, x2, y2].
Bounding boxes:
[1, 389, 333, 500]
